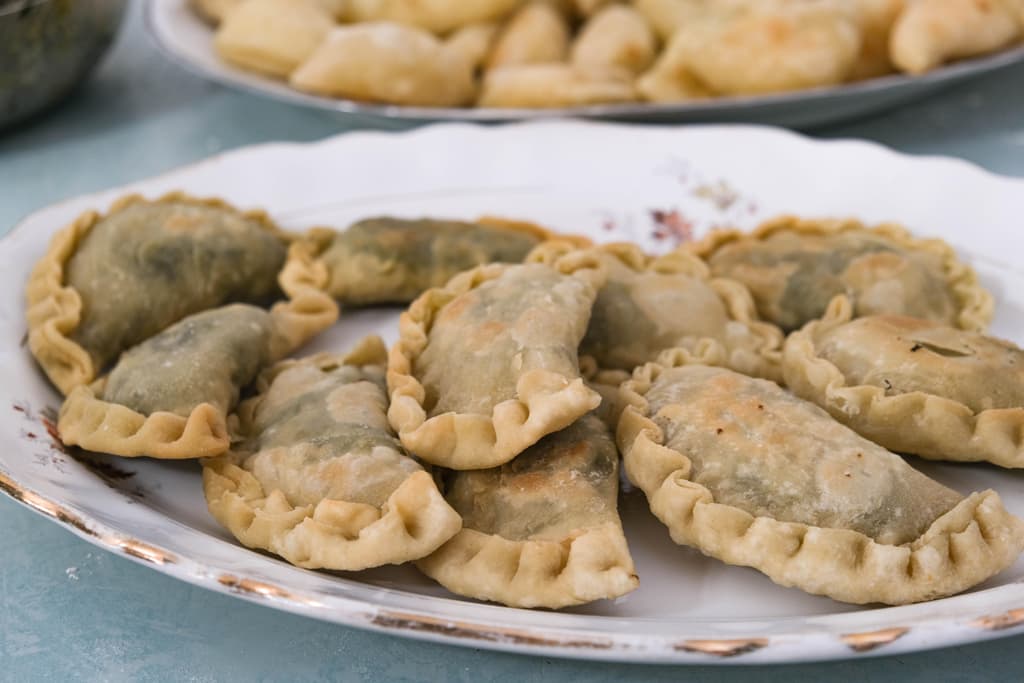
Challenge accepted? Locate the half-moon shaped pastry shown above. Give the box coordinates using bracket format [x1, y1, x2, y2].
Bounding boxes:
[215, 0, 336, 77]
[486, 2, 571, 70]
[784, 295, 1024, 468]
[528, 241, 784, 381]
[204, 338, 461, 570]
[650, 2, 861, 96]
[891, 0, 1021, 75]
[26, 193, 289, 395]
[290, 22, 477, 107]
[570, 4, 658, 76]
[317, 215, 582, 306]
[690, 216, 992, 333]
[417, 413, 638, 608]
[618, 351, 1024, 605]
[478, 64, 637, 108]
[388, 262, 604, 470]
[57, 240, 338, 460]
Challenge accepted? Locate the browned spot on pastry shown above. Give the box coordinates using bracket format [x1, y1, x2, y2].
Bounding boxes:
[972, 609, 1024, 631]
[675, 638, 768, 657]
[840, 627, 909, 652]
[116, 539, 176, 565]
[372, 612, 613, 649]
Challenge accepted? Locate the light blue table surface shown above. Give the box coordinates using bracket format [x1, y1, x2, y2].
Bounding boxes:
[3, 5, 1024, 682]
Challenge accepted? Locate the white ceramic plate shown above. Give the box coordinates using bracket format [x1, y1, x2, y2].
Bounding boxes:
[145, 0, 1024, 129]
[4, 122, 1024, 665]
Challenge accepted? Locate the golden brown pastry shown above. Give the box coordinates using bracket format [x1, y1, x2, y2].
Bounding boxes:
[388, 262, 603, 470]
[204, 339, 462, 570]
[290, 22, 476, 106]
[345, 0, 524, 34]
[215, 0, 336, 77]
[690, 216, 992, 333]
[26, 193, 288, 395]
[528, 241, 783, 381]
[850, 0, 904, 79]
[479, 64, 637, 107]
[418, 413, 638, 608]
[486, 2, 571, 70]
[317, 216, 574, 306]
[445, 22, 501, 72]
[619, 351, 1024, 604]
[785, 295, 1024, 468]
[56, 238, 338, 460]
[571, 4, 659, 75]
[633, 0, 704, 40]
[652, 1, 862, 96]
[891, 0, 1021, 74]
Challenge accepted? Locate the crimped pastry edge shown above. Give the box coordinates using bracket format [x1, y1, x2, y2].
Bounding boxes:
[616, 347, 1024, 605]
[686, 215, 993, 333]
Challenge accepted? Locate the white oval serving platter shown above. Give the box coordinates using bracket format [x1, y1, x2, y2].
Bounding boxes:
[146, 0, 1024, 129]
[3, 121, 1024, 665]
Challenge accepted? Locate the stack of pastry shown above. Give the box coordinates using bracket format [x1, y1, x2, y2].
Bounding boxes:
[26, 194, 1024, 609]
[192, 0, 1024, 108]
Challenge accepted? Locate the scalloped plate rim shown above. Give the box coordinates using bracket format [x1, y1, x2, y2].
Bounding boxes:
[4, 121, 1024, 665]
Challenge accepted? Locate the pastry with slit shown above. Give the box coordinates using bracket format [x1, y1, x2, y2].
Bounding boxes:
[388, 262, 603, 470]
[57, 241, 338, 460]
[290, 22, 476, 106]
[891, 0, 1021, 75]
[785, 295, 1024, 468]
[618, 350, 1024, 604]
[528, 240, 783, 382]
[215, 0, 336, 77]
[204, 338, 461, 570]
[418, 413, 638, 608]
[26, 193, 288, 395]
[317, 216, 582, 306]
[689, 216, 992, 333]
